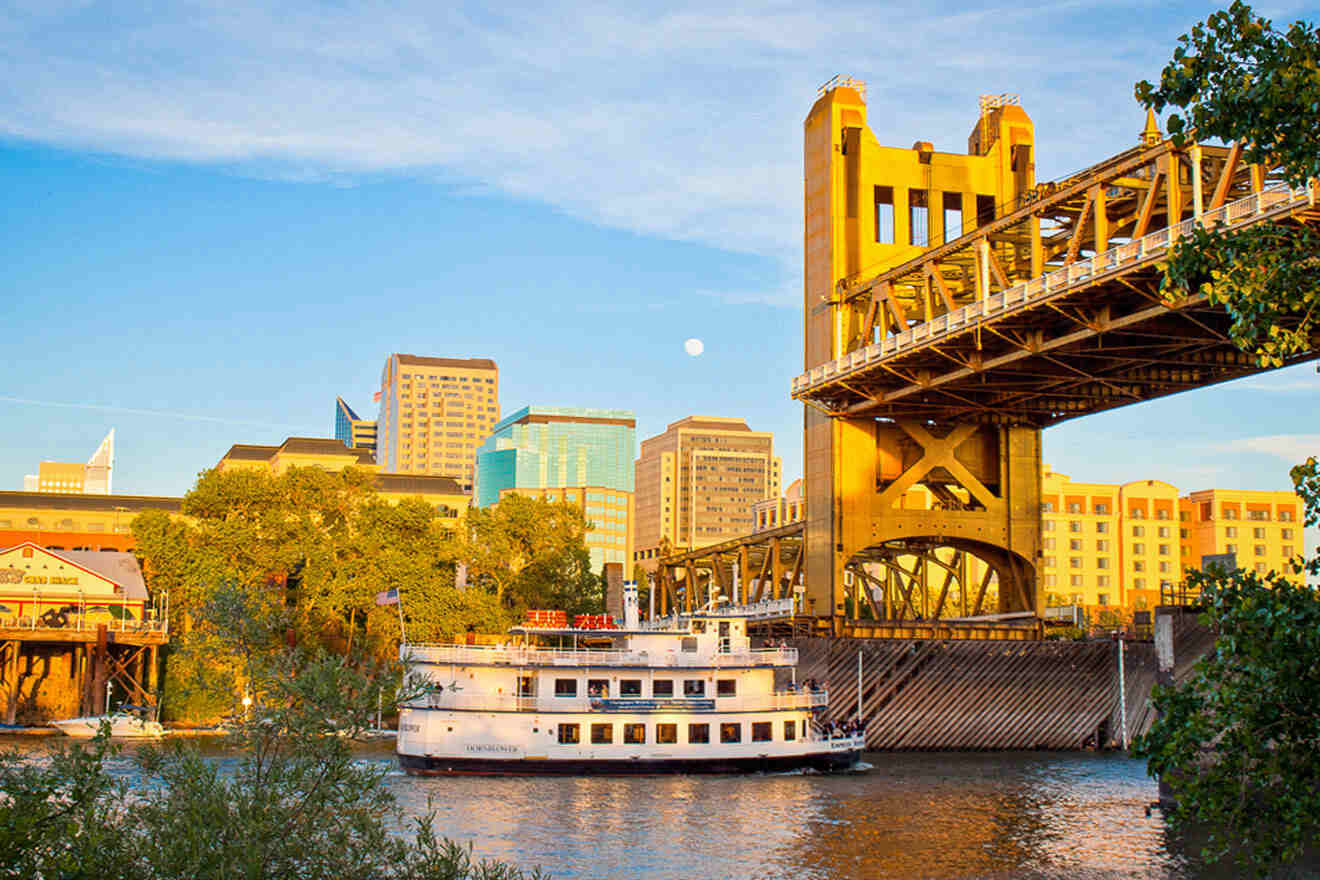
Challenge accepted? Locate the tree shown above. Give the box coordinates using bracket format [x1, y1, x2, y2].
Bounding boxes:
[1134, 460, 1320, 872]
[459, 494, 601, 617]
[1137, 2, 1320, 365]
[0, 584, 544, 880]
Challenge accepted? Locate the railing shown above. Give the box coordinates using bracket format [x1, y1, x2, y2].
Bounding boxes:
[411, 688, 829, 713]
[641, 598, 797, 631]
[792, 183, 1311, 396]
[0, 614, 167, 635]
[402, 644, 799, 668]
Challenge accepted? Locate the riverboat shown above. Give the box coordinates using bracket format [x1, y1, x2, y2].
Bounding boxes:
[50, 706, 164, 739]
[396, 587, 865, 775]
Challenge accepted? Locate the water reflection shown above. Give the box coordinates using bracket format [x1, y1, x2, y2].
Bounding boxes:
[6, 737, 1315, 878]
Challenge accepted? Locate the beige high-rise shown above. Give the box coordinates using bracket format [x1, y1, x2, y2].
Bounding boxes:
[633, 417, 780, 570]
[376, 355, 499, 494]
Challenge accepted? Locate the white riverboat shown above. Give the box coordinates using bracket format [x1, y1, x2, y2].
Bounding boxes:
[50, 707, 164, 739]
[396, 587, 864, 775]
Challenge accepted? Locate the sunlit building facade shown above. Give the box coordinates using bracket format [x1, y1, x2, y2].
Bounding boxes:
[22, 430, 115, 495]
[376, 354, 499, 494]
[334, 397, 377, 457]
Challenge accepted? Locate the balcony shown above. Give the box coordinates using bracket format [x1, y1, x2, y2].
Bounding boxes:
[403, 643, 799, 669]
[413, 688, 828, 714]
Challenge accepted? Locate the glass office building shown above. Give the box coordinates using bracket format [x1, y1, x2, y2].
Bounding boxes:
[476, 407, 636, 569]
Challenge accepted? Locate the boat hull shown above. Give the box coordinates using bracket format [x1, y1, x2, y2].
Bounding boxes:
[49, 716, 164, 739]
[399, 747, 862, 776]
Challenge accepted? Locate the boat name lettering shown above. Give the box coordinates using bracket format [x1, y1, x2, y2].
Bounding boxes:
[0, 568, 24, 585]
[465, 743, 519, 754]
[400, 722, 421, 733]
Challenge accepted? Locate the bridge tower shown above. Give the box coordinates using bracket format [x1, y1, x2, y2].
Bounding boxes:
[803, 78, 1043, 631]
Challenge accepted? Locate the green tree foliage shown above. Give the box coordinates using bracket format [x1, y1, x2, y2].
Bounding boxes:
[460, 493, 602, 618]
[1136, 3, 1320, 365]
[1134, 459, 1320, 872]
[0, 585, 543, 880]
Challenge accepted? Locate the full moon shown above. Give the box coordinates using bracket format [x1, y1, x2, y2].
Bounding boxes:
[684, 338, 704, 357]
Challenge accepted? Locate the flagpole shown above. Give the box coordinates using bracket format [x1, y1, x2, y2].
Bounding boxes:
[395, 587, 407, 645]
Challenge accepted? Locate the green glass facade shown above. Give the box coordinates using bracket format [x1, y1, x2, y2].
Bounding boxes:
[475, 407, 635, 508]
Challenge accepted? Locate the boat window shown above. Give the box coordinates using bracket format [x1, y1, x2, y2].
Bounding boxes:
[620, 679, 642, 697]
[517, 676, 535, 697]
[783, 720, 796, 741]
[683, 680, 705, 697]
[554, 679, 577, 697]
[623, 723, 646, 744]
[720, 723, 742, 744]
[691, 620, 707, 634]
[590, 723, 613, 744]
[558, 723, 580, 744]
[716, 679, 736, 697]
[751, 722, 773, 742]
[652, 679, 674, 697]
[587, 679, 609, 698]
[688, 723, 710, 744]
[656, 723, 678, 744]
[680, 637, 698, 653]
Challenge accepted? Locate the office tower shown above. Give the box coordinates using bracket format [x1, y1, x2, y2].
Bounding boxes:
[23, 430, 114, 495]
[475, 406, 635, 570]
[376, 355, 499, 494]
[334, 397, 378, 456]
[633, 417, 780, 569]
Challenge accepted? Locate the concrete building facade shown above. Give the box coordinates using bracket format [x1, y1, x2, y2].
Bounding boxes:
[23, 430, 115, 495]
[634, 417, 780, 569]
[376, 354, 499, 494]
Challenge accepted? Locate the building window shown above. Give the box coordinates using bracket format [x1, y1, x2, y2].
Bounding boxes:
[554, 679, 577, 698]
[1256, 562, 1268, 573]
[688, 723, 710, 744]
[1043, 521, 1056, 532]
[587, 679, 609, 698]
[1067, 502, 1082, 513]
[1097, 594, 1109, 606]
[623, 724, 646, 744]
[1255, 545, 1266, 556]
[1096, 540, 1110, 552]
[1134, 578, 1146, 589]
[719, 723, 742, 744]
[1044, 574, 1057, 587]
[1070, 557, 1082, 569]
[657, 724, 678, 744]
[1158, 526, 1171, 538]
[1226, 526, 1238, 538]
[590, 723, 613, 744]
[751, 722, 773, 742]
[1070, 575, 1084, 587]
[1133, 543, 1145, 555]
[1226, 544, 1238, 554]
[942, 192, 962, 242]
[1252, 528, 1266, 540]
[1069, 539, 1083, 551]
[716, 680, 736, 697]
[1096, 575, 1110, 588]
[1043, 538, 1056, 550]
[621, 679, 642, 697]
[909, 189, 929, 246]
[1158, 545, 1170, 556]
[1132, 525, 1145, 537]
[1097, 558, 1109, 570]
[1096, 522, 1109, 534]
[1284, 545, 1295, 557]
[784, 720, 797, 741]
[1094, 503, 1109, 514]
[558, 724, 580, 744]
[1069, 522, 1082, 533]
[875, 186, 894, 243]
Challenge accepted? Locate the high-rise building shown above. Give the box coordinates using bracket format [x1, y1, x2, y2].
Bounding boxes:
[23, 430, 114, 495]
[475, 406, 636, 570]
[1040, 467, 1304, 611]
[633, 417, 780, 569]
[334, 397, 377, 456]
[375, 355, 499, 494]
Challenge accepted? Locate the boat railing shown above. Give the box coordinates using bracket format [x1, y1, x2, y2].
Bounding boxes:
[0, 614, 168, 636]
[411, 688, 829, 713]
[402, 644, 799, 668]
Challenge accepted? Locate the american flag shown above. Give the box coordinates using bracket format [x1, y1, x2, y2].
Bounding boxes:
[373, 391, 382, 403]
[375, 588, 399, 606]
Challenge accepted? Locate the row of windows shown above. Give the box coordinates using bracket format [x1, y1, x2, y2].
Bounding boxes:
[550, 677, 736, 698]
[555, 719, 795, 745]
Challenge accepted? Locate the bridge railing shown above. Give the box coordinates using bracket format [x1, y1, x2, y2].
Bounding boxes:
[793, 182, 1310, 398]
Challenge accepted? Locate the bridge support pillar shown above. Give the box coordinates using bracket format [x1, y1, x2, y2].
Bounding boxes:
[805, 412, 1041, 626]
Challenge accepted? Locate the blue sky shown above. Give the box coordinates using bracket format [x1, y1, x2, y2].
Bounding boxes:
[3, 0, 1318, 502]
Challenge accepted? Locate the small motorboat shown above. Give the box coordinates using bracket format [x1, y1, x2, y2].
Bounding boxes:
[50, 706, 164, 739]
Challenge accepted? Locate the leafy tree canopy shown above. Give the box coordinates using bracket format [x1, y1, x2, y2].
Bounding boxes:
[1137, 3, 1320, 366]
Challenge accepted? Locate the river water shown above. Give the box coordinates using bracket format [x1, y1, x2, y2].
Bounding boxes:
[4, 738, 1313, 879]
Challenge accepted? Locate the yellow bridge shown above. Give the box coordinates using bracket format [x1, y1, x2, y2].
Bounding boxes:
[653, 77, 1320, 639]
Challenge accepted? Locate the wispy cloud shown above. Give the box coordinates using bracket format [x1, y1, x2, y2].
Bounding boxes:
[1225, 434, 1320, 463]
[0, 395, 318, 432]
[0, 1, 1195, 265]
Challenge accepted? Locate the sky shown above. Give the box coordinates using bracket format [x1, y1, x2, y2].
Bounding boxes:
[3, 0, 1319, 505]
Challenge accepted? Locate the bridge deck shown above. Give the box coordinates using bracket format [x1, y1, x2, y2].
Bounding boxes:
[793, 183, 1320, 426]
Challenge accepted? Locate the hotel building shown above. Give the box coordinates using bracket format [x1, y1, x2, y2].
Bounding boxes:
[1040, 467, 1304, 611]
[475, 406, 635, 570]
[376, 355, 499, 494]
[633, 417, 780, 569]
[334, 397, 378, 456]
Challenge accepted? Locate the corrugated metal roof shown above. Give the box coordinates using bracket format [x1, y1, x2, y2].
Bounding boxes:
[51, 549, 148, 600]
